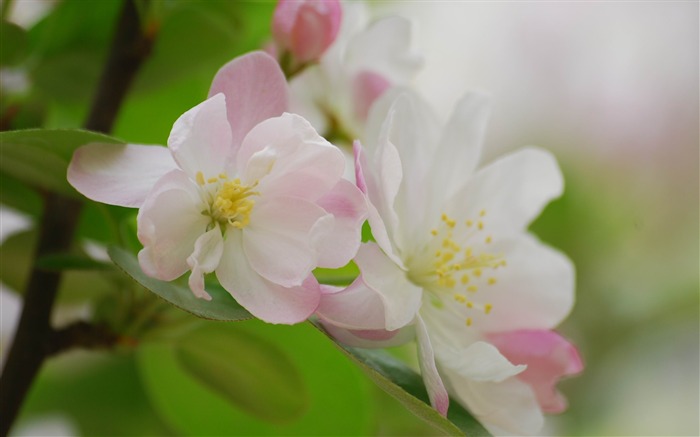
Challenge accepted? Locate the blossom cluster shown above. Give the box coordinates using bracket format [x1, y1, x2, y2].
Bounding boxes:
[67, 1, 582, 435]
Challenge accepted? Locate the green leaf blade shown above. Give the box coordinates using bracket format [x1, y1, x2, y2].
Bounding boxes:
[0, 128, 124, 196]
[316, 324, 492, 437]
[108, 246, 252, 322]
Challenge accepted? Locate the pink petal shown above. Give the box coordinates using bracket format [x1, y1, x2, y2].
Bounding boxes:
[217, 231, 320, 324]
[167, 93, 234, 180]
[67, 143, 177, 208]
[314, 179, 367, 268]
[209, 51, 288, 150]
[186, 226, 224, 301]
[316, 278, 387, 331]
[488, 330, 583, 414]
[243, 196, 328, 287]
[137, 170, 209, 281]
[239, 113, 344, 201]
[319, 320, 415, 349]
[416, 316, 450, 416]
[352, 70, 391, 122]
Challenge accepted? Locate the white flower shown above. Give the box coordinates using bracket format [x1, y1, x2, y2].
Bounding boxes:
[317, 90, 577, 435]
[288, 1, 423, 141]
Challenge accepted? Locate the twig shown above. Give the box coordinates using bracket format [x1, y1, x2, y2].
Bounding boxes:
[0, 1, 154, 435]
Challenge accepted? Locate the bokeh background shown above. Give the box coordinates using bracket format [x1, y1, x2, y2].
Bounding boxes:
[1, 1, 698, 436]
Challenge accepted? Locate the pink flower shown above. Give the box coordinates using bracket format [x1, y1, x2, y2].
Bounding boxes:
[68, 52, 366, 324]
[316, 90, 581, 434]
[273, 0, 342, 64]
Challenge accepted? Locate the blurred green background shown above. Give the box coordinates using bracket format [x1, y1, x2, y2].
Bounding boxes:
[1, 1, 697, 435]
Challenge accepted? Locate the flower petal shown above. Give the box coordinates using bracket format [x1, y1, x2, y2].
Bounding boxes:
[443, 368, 544, 436]
[217, 231, 320, 324]
[137, 170, 209, 281]
[488, 330, 583, 414]
[243, 196, 327, 287]
[314, 179, 367, 268]
[428, 92, 490, 209]
[239, 113, 345, 202]
[167, 93, 234, 179]
[209, 51, 288, 149]
[67, 143, 177, 208]
[344, 16, 423, 84]
[366, 91, 441, 245]
[352, 70, 392, 123]
[354, 242, 423, 331]
[444, 147, 564, 234]
[320, 321, 415, 349]
[316, 278, 387, 331]
[415, 316, 449, 416]
[186, 225, 224, 301]
[467, 233, 575, 332]
[353, 139, 403, 266]
[437, 341, 526, 383]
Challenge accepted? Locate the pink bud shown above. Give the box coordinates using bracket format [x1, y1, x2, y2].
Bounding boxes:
[273, 0, 342, 63]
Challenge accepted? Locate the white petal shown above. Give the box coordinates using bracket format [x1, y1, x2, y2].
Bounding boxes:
[217, 231, 320, 324]
[67, 143, 177, 207]
[243, 196, 327, 287]
[239, 113, 344, 201]
[428, 92, 491, 209]
[353, 140, 403, 266]
[415, 316, 449, 416]
[443, 368, 544, 436]
[444, 147, 564, 234]
[167, 93, 234, 179]
[344, 16, 423, 84]
[137, 170, 209, 281]
[438, 341, 526, 383]
[314, 179, 367, 268]
[186, 226, 224, 301]
[366, 90, 442, 245]
[354, 243, 423, 331]
[465, 233, 575, 332]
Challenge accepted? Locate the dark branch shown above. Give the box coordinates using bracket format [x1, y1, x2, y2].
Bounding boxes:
[0, 1, 154, 435]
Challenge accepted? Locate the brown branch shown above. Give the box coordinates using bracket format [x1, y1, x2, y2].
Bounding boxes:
[46, 321, 122, 356]
[0, 1, 154, 435]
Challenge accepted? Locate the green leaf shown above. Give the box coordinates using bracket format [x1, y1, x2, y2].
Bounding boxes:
[108, 246, 252, 322]
[316, 324, 492, 437]
[1, 20, 29, 66]
[137, 319, 373, 435]
[174, 323, 309, 424]
[0, 128, 124, 196]
[313, 260, 359, 286]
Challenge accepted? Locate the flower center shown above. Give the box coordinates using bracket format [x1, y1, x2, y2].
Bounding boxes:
[197, 171, 258, 229]
[411, 209, 506, 327]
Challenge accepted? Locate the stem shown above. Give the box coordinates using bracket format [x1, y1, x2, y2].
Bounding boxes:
[0, 1, 153, 435]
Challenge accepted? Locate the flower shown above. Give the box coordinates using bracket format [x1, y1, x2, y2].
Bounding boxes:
[272, 0, 342, 64]
[288, 1, 423, 141]
[68, 52, 366, 324]
[316, 90, 581, 434]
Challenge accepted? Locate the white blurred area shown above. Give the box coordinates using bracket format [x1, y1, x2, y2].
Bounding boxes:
[375, 2, 699, 436]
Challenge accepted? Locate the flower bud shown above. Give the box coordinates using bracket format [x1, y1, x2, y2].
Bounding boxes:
[273, 0, 342, 63]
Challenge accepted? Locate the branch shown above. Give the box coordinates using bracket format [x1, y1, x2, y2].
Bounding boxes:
[0, 1, 154, 435]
